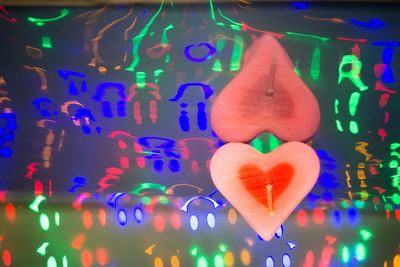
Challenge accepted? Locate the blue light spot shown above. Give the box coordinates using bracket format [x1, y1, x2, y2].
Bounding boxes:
[154, 160, 163, 172]
[347, 207, 359, 225]
[307, 202, 316, 210]
[118, 210, 127, 226]
[265, 256, 275, 267]
[169, 159, 180, 172]
[275, 225, 283, 239]
[286, 241, 296, 251]
[206, 213, 215, 229]
[134, 207, 143, 224]
[0, 147, 12, 158]
[332, 209, 342, 228]
[322, 191, 333, 201]
[190, 215, 199, 231]
[282, 253, 291, 267]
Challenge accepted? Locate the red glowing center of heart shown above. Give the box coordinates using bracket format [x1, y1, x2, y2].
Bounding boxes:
[239, 163, 294, 207]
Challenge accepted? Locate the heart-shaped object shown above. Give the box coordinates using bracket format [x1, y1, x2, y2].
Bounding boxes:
[210, 141, 320, 240]
[211, 34, 320, 143]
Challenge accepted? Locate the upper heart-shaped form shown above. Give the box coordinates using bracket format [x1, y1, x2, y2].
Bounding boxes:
[210, 141, 320, 241]
[211, 34, 320, 143]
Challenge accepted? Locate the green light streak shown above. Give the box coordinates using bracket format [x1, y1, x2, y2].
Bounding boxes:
[335, 120, 344, 132]
[136, 72, 146, 89]
[214, 254, 225, 267]
[359, 229, 372, 241]
[131, 183, 167, 195]
[230, 35, 244, 71]
[391, 143, 400, 150]
[55, 212, 60, 226]
[165, 54, 170, 63]
[334, 99, 340, 114]
[216, 22, 225, 27]
[338, 55, 368, 91]
[294, 60, 301, 76]
[310, 47, 320, 80]
[382, 195, 387, 202]
[355, 243, 367, 261]
[42, 36, 53, 48]
[349, 92, 360, 116]
[212, 39, 225, 72]
[197, 256, 209, 267]
[162, 24, 174, 45]
[47, 256, 57, 267]
[349, 121, 358, 134]
[126, 1, 164, 72]
[217, 8, 242, 26]
[230, 25, 241, 31]
[286, 31, 330, 42]
[36, 242, 49, 256]
[209, 0, 216, 21]
[29, 195, 46, 213]
[40, 213, 50, 231]
[269, 134, 281, 152]
[28, 9, 69, 26]
[341, 246, 350, 263]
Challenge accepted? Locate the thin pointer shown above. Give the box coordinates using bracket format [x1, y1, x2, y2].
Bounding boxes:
[267, 54, 277, 97]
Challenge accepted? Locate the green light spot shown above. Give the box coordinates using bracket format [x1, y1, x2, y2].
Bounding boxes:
[197, 256, 208, 267]
[219, 243, 227, 252]
[294, 60, 301, 76]
[62, 256, 68, 267]
[136, 72, 146, 89]
[338, 55, 368, 91]
[190, 246, 199, 256]
[230, 35, 243, 71]
[251, 137, 263, 152]
[149, 32, 155, 36]
[384, 203, 393, 212]
[29, 195, 46, 213]
[355, 243, 367, 261]
[162, 24, 174, 45]
[230, 25, 241, 31]
[36, 242, 49, 256]
[154, 69, 164, 77]
[310, 47, 320, 81]
[42, 36, 53, 48]
[165, 54, 170, 63]
[341, 246, 350, 263]
[390, 143, 400, 150]
[40, 213, 50, 231]
[142, 196, 151, 205]
[47, 256, 57, 267]
[268, 134, 281, 152]
[349, 92, 360, 116]
[392, 193, 400, 205]
[159, 195, 168, 204]
[212, 60, 223, 72]
[359, 229, 373, 241]
[334, 99, 340, 114]
[214, 254, 225, 267]
[55, 212, 60, 226]
[349, 121, 358, 134]
[341, 201, 348, 208]
[360, 191, 369, 200]
[286, 31, 329, 42]
[389, 160, 398, 168]
[354, 200, 365, 209]
[335, 120, 344, 132]
[216, 22, 225, 27]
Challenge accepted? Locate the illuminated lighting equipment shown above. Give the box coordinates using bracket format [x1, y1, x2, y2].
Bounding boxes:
[131, 183, 167, 195]
[134, 207, 143, 224]
[341, 245, 350, 263]
[282, 253, 291, 267]
[118, 210, 127, 226]
[286, 32, 329, 42]
[36, 242, 49, 256]
[266, 256, 275, 267]
[190, 215, 199, 231]
[206, 212, 216, 228]
[337, 37, 368, 43]
[181, 196, 220, 212]
[27, 9, 69, 26]
[275, 225, 283, 238]
[372, 41, 400, 46]
[355, 243, 367, 261]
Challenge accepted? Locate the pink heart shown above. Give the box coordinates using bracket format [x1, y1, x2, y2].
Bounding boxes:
[210, 141, 320, 240]
[211, 34, 320, 143]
